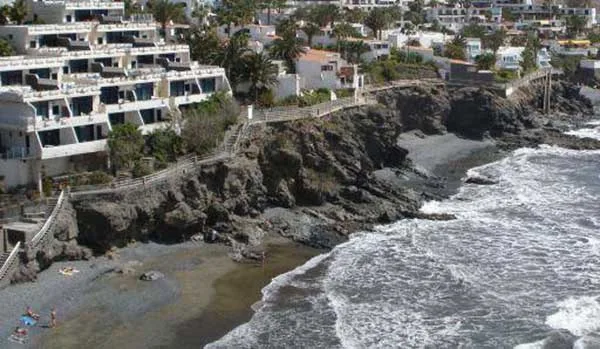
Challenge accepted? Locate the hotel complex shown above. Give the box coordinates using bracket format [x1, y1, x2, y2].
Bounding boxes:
[0, 0, 231, 189]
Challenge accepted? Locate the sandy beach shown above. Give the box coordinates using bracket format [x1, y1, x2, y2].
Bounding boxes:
[0, 235, 321, 349]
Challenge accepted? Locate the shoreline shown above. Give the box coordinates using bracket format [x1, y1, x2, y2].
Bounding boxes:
[0, 133, 508, 348]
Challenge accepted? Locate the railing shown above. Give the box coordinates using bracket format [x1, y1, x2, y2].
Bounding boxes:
[30, 189, 66, 249]
[0, 242, 21, 285]
[66, 79, 442, 196]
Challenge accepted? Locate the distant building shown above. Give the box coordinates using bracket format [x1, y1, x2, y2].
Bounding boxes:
[295, 49, 364, 90]
[465, 37, 482, 62]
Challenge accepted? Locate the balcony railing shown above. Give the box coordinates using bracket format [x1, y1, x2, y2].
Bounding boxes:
[1, 147, 32, 160]
[41, 139, 107, 159]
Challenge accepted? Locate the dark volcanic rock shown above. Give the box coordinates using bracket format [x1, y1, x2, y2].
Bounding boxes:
[66, 79, 596, 259]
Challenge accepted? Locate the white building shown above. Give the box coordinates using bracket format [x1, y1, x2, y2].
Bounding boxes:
[508, 5, 597, 28]
[0, 0, 231, 190]
[465, 37, 482, 62]
[217, 24, 279, 45]
[495, 46, 553, 70]
[427, 6, 502, 32]
[295, 49, 364, 91]
[387, 30, 454, 48]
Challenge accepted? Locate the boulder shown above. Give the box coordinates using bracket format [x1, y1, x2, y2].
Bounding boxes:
[140, 270, 164, 281]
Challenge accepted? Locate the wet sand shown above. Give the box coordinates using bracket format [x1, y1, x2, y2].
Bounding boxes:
[23, 237, 321, 349]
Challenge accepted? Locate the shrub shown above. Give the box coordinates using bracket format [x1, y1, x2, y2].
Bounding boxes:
[182, 92, 240, 155]
[146, 128, 183, 163]
[132, 161, 152, 178]
[88, 171, 112, 185]
[335, 88, 354, 98]
[107, 123, 144, 172]
[257, 88, 275, 108]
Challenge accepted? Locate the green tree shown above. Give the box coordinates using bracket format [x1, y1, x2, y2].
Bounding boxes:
[364, 8, 390, 40]
[0, 5, 11, 24]
[0, 38, 14, 57]
[520, 46, 536, 73]
[10, 0, 27, 25]
[146, 128, 183, 164]
[333, 22, 360, 40]
[185, 26, 221, 64]
[269, 32, 306, 73]
[588, 31, 600, 44]
[344, 40, 369, 63]
[566, 15, 587, 38]
[147, 0, 186, 34]
[301, 22, 321, 47]
[124, 0, 143, 17]
[510, 35, 528, 46]
[462, 23, 486, 39]
[344, 8, 366, 23]
[444, 36, 466, 60]
[211, 31, 250, 90]
[108, 123, 145, 172]
[483, 29, 506, 53]
[241, 51, 279, 102]
[475, 52, 496, 70]
[276, 17, 299, 36]
[309, 4, 341, 27]
[502, 8, 517, 22]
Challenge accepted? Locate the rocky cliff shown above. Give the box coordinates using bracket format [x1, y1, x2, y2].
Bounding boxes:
[55, 81, 600, 261]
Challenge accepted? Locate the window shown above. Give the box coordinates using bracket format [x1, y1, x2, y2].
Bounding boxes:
[140, 109, 155, 124]
[97, 37, 103, 45]
[66, 15, 72, 22]
[39, 130, 60, 147]
[30, 41, 37, 48]
[135, 83, 154, 101]
[52, 105, 60, 116]
[200, 78, 215, 93]
[321, 65, 333, 71]
[109, 113, 125, 125]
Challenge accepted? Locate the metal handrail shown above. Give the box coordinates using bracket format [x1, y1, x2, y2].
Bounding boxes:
[0, 241, 21, 283]
[30, 190, 66, 248]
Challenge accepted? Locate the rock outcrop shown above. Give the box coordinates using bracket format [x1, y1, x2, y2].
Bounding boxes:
[63, 81, 598, 256]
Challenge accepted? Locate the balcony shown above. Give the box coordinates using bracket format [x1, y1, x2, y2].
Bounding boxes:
[27, 113, 109, 132]
[172, 93, 210, 106]
[41, 139, 107, 159]
[103, 97, 169, 114]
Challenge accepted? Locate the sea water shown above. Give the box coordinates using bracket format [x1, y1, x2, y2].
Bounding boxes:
[208, 122, 600, 349]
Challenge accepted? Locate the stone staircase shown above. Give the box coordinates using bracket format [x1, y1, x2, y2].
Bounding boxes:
[0, 252, 10, 268]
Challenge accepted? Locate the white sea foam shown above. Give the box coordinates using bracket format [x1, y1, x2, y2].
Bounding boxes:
[514, 339, 545, 349]
[546, 296, 600, 336]
[566, 126, 600, 140]
[208, 139, 600, 348]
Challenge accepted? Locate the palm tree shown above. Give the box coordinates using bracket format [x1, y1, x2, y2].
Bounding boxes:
[345, 40, 369, 63]
[242, 52, 279, 102]
[566, 15, 587, 38]
[9, 0, 27, 25]
[364, 8, 390, 40]
[444, 36, 467, 60]
[0, 5, 10, 25]
[276, 17, 298, 37]
[260, 0, 286, 25]
[301, 22, 321, 47]
[309, 4, 340, 27]
[212, 32, 250, 90]
[147, 0, 186, 34]
[270, 33, 307, 73]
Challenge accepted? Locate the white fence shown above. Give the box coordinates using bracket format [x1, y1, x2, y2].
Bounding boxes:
[0, 242, 21, 285]
[30, 189, 67, 249]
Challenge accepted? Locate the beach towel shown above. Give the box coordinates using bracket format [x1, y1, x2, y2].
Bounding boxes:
[20, 316, 36, 326]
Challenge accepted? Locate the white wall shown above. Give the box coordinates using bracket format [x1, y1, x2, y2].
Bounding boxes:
[0, 158, 35, 187]
[275, 74, 300, 99]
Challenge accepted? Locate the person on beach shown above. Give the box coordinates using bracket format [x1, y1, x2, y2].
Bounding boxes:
[26, 306, 39, 320]
[14, 326, 27, 337]
[50, 308, 56, 328]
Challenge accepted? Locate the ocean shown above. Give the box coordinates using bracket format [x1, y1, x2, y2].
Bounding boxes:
[208, 120, 600, 349]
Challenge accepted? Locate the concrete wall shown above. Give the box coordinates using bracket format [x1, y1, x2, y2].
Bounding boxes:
[275, 74, 300, 99]
[0, 158, 36, 187]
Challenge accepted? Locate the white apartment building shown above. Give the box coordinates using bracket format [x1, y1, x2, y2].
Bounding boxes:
[465, 37, 482, 62]
[427, 6, 502, 32]
[495, 46, 553, 70]
[0, 0, 231, 190]
[508, 5, 597, 28]
[295, 49, 364, 91]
